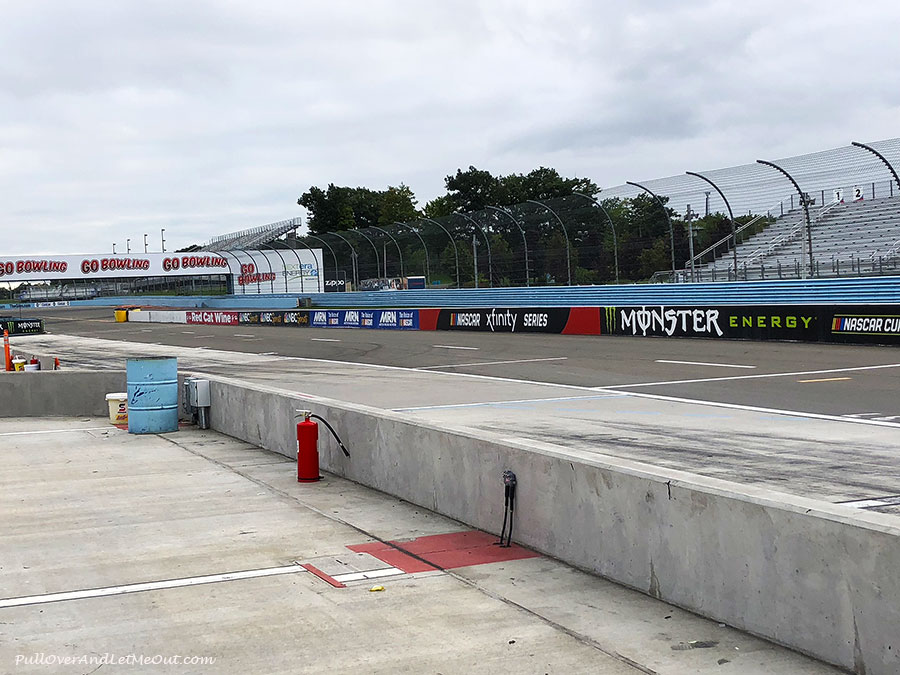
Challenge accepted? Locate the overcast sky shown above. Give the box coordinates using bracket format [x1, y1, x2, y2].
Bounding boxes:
[2, 0, 899, 255]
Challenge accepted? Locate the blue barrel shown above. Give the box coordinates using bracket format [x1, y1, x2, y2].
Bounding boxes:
[127, 357, 179, 434]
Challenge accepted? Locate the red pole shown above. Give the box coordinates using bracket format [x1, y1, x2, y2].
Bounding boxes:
[3, 330, 11, 372]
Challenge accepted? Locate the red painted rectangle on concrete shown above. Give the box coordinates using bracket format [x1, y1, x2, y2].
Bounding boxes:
[562, 307, 601, 335]
[348, 531, 540, 574]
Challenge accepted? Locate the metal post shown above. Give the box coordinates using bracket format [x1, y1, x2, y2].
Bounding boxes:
[126, 238, 131, 254]
[572, 192, 619, 284]
[368, 226, 405, 278]
[393, 222, 430, 284]
[484, 206, 529, 287]
[161, 229, 166, 253]
[345, 230, 380, 282]
[421, 217, 460, 288]
[472, 234, 478, 288]
[757, 159, 814, 278]
[144, 234, 148, 253]
[626, 181, 676, 279]
[686, 171, 738, 280]
[454, 213, 493, 287]
[525, 199, 572, 286]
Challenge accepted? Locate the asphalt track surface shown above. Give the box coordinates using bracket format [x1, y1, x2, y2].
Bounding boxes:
[30, 307, 900, 420]
[14, 306, 900, 511]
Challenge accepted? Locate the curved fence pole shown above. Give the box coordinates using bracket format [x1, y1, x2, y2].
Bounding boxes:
[220, 250, 244, 295]
[394, 222, 430, 283]
[368, 226, 405, 278]
[572, 191, 618, 284]
[297, 236, 329, 292]
[485, 206, 530, 287]
[525, 199, 572, 285]
[345, 229, 380, 281]
[260, 242, 290, 293]
[757, 160, 814, 278]
[685, 171, 738, 280]
[851, 141, 900, 193]
[320, 232, 359, 288]
[626, 181, 676, 279]
[421, 217, 460, 288]
[454, 212, 493, 287]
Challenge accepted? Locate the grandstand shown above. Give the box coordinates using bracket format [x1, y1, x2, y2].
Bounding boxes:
[692, 195, 900, 280]
[202, 218, 300, 252]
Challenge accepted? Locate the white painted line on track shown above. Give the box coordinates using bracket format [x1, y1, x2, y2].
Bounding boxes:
[655, 359, 756, 369]
[233, 334, 256, 338]
[258, 351, 278, 356]
[0, 565, 307, 609]
[311, 338, 341, 342]
[417, 356, 568, 370]
[604, 362, 900, 389]
[394, 393, 627, 412]
[433, 345, 479, 350]
[0, 427, 113, 437]
[798, 377, 852, 383]
[181, 331, 195, 334]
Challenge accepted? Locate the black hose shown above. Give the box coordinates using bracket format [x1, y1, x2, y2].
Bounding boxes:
[309, 414, 351, 458]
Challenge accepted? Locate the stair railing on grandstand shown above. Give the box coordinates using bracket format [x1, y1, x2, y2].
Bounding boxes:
[741, 200, 841, 268]
[688, 196, 792, 270]
[875, 237, 900, 260]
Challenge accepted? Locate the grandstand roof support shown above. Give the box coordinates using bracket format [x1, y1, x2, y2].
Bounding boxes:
[485, 206, 530, 287]
[756, 159, 814, 278]
[367, 226, 405, 278]
[344, 229, 381, 280]
[685, 171, 738, 280]
[453, 213, 493, 288]
[572, 192, 619, 284]
[421, 217, 460, 289]
[393, 223, 430, 285]
[626, 181, 676, 279]
[526, 199, 572, 286]
[851, 141, 900, 193]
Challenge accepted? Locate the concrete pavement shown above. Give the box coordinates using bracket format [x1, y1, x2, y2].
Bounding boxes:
[0, 418, 841, 674]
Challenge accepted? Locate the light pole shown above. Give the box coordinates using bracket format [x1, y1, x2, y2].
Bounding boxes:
[472, 234, 479, 289]
[685, 171, 738, 280]
[757, 159, 814, 278]
[144, 234, 148, 253]
[112, 243, 117, 254]
[161, 229, 166, 253]
[126, 238, 131, 254]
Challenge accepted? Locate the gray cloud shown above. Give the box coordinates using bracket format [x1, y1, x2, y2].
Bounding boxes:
[2, 0, 899, 254]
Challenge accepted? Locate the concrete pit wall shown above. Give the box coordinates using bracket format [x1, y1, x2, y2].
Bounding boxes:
[205, 374, 898, 675]
[0, 371, 127, 417]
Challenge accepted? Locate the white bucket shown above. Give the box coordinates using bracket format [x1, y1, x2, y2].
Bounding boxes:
[105, 393, 128, 425]
[23, 363, 39, 372]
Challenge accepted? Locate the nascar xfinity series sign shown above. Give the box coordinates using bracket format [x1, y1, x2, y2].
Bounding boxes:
[437, 308, 570, 333]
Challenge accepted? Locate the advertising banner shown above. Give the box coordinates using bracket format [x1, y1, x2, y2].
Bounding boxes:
[600, 305, 900, 344]
[306, 309, 419, 330]
[1, 317, 44, 335]
[436, 308, 572, 334]
[0, 254, 231, 282]
[186, 310, 239, 326]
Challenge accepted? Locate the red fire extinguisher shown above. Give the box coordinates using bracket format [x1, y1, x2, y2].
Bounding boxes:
[296, 410, 350, 482]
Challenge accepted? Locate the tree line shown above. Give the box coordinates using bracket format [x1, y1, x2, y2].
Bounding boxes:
[294, 167, 769, 286]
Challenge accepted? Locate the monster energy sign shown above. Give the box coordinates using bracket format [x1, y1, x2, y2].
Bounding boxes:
[1, 317, 44, 335]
